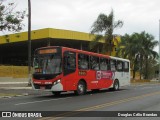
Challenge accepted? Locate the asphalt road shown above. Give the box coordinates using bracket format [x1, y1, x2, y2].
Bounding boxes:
[0, 83, 160, 120]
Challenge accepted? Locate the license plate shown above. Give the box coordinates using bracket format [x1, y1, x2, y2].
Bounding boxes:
[40, 86, 45, 90]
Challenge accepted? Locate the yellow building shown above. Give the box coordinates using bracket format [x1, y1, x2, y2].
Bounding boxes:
[0, 28, 121, 65]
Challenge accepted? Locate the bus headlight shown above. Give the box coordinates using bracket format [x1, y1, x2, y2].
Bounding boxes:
[53, 82, 56, 85]
[53, 79, 61, 85]
[57, 79, 61, 83]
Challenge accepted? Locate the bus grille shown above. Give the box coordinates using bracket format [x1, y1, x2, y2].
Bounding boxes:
[34, 84, 52, 90]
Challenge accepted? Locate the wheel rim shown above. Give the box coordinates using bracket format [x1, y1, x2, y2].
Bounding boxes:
[115, 82, 119, 90]
[78, 84, 84, 94]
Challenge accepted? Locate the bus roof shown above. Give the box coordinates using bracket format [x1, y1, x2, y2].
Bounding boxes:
[110, 56, 130, 62]
[35, 46, 130, 62]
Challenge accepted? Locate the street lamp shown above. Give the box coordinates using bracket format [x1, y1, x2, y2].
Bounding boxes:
[28, 0, 31, 85]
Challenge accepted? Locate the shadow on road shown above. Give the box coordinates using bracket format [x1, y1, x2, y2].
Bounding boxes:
[34, 88, 127, 99]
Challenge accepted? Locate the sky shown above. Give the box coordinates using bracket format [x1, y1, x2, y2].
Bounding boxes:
[1, 0, 160, 49]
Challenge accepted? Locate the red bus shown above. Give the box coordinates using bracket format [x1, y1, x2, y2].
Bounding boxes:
[32, 46, 130, 95]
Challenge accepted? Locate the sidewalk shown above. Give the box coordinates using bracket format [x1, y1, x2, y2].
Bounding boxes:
[0, 77, 32, 90]
[0, 77, 52, 98]
[0, 80, 31, 98]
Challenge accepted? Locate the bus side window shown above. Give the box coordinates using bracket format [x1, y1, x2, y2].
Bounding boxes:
[78, 54, 89, 70]
[63, 51, 76, 76]
[100, 58, 108, 70]
[107, 59, 111, 70]
[124, 61, 129, 72]
[117, 60, 123, 72]
[110, 59, 116, 71]
[90, 56, 99, 70]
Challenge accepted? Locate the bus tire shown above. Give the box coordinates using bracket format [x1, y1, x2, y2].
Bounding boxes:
[74, 81, 86, 95]
[52, 91, 61, 96]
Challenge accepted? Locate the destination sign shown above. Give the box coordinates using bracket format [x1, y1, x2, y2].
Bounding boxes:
[38, 49, 57, 54]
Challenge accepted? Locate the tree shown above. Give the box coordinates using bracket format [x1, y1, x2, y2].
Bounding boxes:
[138, 31, 158, 79]
[117, 33, 140, 79]
[90, 9, 123, 55]
[117, 31, 158, 79]
[0, 1, 26, 33]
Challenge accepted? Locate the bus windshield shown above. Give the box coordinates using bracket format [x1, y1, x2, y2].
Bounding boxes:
[33, 54, 62, 74]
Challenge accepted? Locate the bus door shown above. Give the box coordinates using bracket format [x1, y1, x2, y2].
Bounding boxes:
[78, 54, 98, 89]
[63, 51, 76, 90]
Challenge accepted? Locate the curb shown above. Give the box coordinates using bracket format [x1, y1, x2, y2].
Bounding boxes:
[0, 82, 28, 84]
[0, 87, 32, 90]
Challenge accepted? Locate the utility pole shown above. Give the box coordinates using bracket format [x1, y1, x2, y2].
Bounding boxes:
[28, 0, 31, 85]
[159, 20, 160, 81]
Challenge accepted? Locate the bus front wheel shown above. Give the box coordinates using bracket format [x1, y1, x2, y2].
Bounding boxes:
[74, 81, 86, 95]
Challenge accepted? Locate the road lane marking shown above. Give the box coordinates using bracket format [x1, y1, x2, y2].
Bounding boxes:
[77, 91, 160, 111]
[15, 97, 72, 105]
[39, 91, 160, 120]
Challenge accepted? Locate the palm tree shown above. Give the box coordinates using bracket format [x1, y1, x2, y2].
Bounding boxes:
[90, 9, 123, 55]
[138, 31, 158, 79]
[117, 33, 140, 79]
[117, 32, 158, 79]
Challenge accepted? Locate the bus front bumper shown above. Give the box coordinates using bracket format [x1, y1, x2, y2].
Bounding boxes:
[51, 83, 63, 91]
[32, 82, 63, 91]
